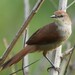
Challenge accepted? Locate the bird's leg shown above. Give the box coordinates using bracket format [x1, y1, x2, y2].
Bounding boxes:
[43, 51, 60, 72]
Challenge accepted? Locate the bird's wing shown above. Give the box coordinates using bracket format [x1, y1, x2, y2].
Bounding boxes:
[26, 23, 62, 45]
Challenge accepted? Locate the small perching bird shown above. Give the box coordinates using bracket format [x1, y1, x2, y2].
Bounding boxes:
[1, 10, 72, 70]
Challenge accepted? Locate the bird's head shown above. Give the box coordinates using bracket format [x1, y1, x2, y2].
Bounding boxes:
[51, 10, 72, 25]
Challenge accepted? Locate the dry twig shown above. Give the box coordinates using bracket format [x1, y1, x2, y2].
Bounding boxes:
[64, 45, 75, 75]
[9, 59, 40, 75]
[22, 0, 30, 75]
[0, 0, 44, 65]
[62, 45, 75, 58]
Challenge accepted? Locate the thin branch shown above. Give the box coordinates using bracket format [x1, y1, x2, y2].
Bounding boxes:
[9, 59, 40, 75]
[62, 47, 74, 58]
[67, 0, 75, 9]
[64, 45, 75, 75]
[22, 0, 30, 75]
[23, 29, 27, 47]
[59, 58, 68, 75]
[22, 29, 29, 75]
[59, 42, 71, 75]
[50, 46, 62, 75]
[58, 0, 68, 11]
[0, 0, 44, 65]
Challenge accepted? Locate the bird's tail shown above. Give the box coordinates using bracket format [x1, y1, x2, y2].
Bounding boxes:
[1, 45, 36, 70]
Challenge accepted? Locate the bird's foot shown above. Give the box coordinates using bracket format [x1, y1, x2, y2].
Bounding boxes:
[47, 66, 60, 73]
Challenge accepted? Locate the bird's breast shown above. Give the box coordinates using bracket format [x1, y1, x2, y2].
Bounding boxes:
[58, 24, 72, 41]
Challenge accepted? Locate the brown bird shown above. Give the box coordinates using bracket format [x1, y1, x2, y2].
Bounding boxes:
[1, 10, 72, 70]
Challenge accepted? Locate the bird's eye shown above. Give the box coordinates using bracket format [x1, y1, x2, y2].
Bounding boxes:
[60, 15, 64, 17]
[58, 15, 64, 18]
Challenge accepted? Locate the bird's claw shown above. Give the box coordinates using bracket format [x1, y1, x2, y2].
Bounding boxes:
[47, 66, 60, 73]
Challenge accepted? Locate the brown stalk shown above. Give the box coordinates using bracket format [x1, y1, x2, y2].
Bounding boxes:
[0, 0, 44, 65]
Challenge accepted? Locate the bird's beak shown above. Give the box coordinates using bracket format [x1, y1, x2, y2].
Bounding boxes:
[50, 15, 56, 18]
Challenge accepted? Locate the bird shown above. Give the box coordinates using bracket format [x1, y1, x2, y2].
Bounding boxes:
[1, 10, 72, 70]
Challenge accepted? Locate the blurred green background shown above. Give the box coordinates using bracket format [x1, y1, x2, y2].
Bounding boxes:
[0, 0, 75, 75]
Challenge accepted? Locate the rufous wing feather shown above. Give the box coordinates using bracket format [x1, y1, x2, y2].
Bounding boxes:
[26, 23, 62, 45]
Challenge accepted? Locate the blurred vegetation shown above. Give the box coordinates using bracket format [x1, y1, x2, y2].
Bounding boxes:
[0, 0, 75, 75]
